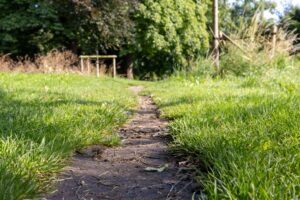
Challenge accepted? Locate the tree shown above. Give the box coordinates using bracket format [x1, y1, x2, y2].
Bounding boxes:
[0, 0, 137, 57]
[0, 0, 210, 78]
[209, 0, 277, 34]
[131, 0, 209, 77]
[0, 0, 68, 56]
[283, 6, 300, 39]
[73, 0, 138, 55]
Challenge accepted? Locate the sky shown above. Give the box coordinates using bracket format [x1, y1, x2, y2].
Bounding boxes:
[228, 0, 300, 20]
[265, 0, 300, 20]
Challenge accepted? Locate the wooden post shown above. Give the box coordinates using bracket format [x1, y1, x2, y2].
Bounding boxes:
[96, 49, 100, 77]
[213, 0, 220, 73]
[80, 57, 84, 73]
[87, 58, 90, 74]
[113, 57, 117, 78]
[126, 55, 134, 79]
[271, 25, 277, 57]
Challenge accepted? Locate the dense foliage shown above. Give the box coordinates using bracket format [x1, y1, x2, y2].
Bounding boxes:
[0, 0, 66, 55]
[132, 0, 209, 77]
[0, 0, 210, 76]
[74, 0, 138, 54]
[283, 6, 300, 44]
[1, 0, 299, 77]
[0, 0, 136, 56]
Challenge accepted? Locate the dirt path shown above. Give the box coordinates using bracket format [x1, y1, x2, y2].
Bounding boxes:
[47, 86, 195, 200]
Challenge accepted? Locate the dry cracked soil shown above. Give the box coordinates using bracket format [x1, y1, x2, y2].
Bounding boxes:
[46, 86, 196, 200]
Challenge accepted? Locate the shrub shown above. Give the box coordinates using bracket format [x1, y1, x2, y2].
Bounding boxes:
[131, 0, 209, 76]
[171, 57, 215, 81]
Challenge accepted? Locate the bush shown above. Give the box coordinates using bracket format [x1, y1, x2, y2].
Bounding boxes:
[170, 57, 215, 81]
[220, 45, 255, 76]
[131, 0, 209, 77]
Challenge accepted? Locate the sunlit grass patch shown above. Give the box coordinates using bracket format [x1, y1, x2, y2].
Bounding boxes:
[146, 68, 300, 199]
[0, 73, 136, 199]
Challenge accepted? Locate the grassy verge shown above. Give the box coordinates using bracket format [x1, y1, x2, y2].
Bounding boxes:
[146, 67, 300, 199]
[0, 73, 136, 199]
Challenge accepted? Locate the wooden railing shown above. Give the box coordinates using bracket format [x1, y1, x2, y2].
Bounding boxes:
[80, 55, 117, 78]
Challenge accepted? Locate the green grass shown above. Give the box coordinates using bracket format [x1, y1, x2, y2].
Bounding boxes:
[0, 73, 137, 199]
[146, 67, 300, 199]
[2, 66, 300, 199]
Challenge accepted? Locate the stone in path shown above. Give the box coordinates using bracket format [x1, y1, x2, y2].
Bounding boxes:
[46, 86, 195, 200]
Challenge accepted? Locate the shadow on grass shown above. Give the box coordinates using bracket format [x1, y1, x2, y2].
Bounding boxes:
[0, 87, 130, 142]
[0, 87, 130, 198]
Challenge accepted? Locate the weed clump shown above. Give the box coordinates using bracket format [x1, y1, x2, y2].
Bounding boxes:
[0, 50, 79, 73]
[219, 15, 299, 77]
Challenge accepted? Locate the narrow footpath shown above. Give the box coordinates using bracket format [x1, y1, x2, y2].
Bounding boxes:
[47, 86, 195, 200]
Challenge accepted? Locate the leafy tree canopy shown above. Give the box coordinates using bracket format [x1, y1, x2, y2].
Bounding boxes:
[215, 0, 276, 33]
[132, 0, 209, 76]
[283, 6, 300, 38]
[0, 0, 136, 56]
[73, 0, 137, 54]
[0, 0, 66, 55]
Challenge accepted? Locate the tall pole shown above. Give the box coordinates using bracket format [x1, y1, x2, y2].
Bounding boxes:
[213, 0, 220, 73]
